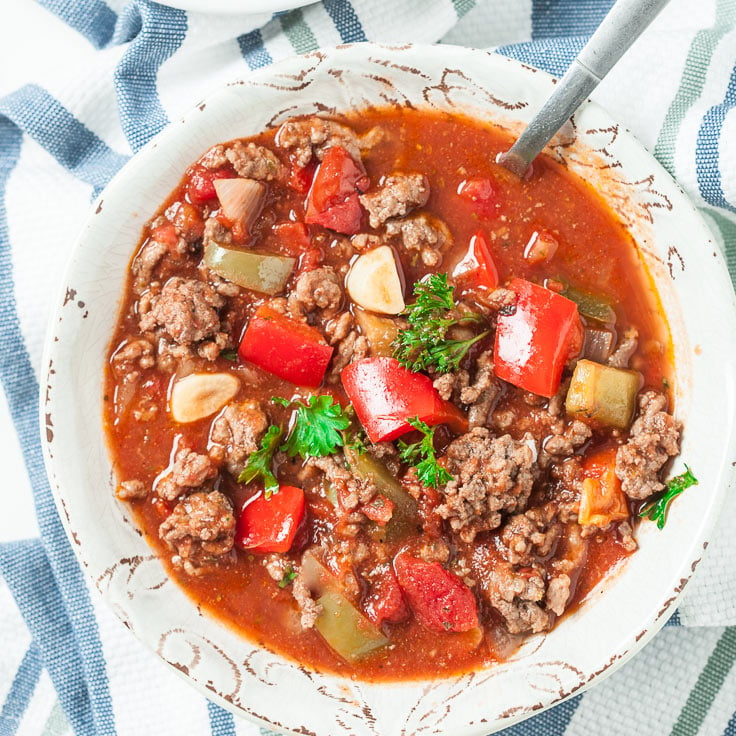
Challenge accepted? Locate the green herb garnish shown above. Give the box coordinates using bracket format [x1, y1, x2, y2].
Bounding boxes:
[238, 424, 283, 498]
[639, 466, 698, 529]
[278, 567, 297, 589]
[393, 273, 487, 374]
[220, 349, 238, 361]
[273, 395, 351, 459]
[397, 417, 453, 489]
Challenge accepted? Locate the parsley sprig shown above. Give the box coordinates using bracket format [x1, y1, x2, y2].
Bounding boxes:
[273, 395, 351, 459]
[639, 466, 698, 529]
[237, 424, 282, 498]
[393, 274, 487, 375]
[397, 417, 453, 489]
[278, 567, 297, 589]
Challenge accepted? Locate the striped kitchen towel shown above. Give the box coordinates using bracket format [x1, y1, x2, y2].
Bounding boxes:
[0, 0, 735, 734]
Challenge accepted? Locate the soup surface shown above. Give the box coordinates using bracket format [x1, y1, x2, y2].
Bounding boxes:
[105, 108, 682, 680]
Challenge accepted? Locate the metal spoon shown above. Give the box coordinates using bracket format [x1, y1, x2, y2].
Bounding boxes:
[497, 0, 671, 177]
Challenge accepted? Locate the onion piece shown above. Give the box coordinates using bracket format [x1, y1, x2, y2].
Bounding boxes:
[214, 177, 266, 231]
[582, 326, 614, 363]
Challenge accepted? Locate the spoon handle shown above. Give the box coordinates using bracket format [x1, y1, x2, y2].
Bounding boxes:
[499, 0, 671, 176]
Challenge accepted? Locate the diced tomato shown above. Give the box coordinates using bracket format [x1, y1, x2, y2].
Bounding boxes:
[523, 228, 559, 264]
[305, 146, 369, 235]
[457, 177, 497, 218]
[238, 305, 333, 387]
[167, 201, 204, 242]
[152, 496, 174, 518]
[235, 485, 306, 554]
[288, 159, 317, 194]
[273, 221, 311, 255]
[364, 567, 409, 626]
[341, 357, 468, 443]
[361, 494, 395, 526]
[186, 166, 235, 205]
[494, 278, 581, 398]
[453, 230, 499, 290]
[579, 447, 629, 527]
[149, 222, 178, 249]
[567, 313, 585, 359]
[298, 246, 324, 273]
[393, 553, 478, 633]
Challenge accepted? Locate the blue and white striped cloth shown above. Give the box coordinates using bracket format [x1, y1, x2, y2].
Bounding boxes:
[1, 1, 735, 734]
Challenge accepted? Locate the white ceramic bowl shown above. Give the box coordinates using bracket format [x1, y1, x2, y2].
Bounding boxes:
[41, 43, 736, 735]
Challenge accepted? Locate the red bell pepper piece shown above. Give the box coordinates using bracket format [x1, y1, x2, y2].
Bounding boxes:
[364, 567, 409, 626]
[305, 146, 369, 235]
[494, 278, 580, 398]
[394, 553, 478, 633]
[238, 305, 333, 387]
[236, 485, 305, 554]
[186, 166, 235, 205]
[457, 177, 497, 218]
[453, 230, 499, 290]
[341, 357, 468, 443]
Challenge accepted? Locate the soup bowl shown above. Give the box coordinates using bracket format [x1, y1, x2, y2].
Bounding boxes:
[40, 43, 736, 735]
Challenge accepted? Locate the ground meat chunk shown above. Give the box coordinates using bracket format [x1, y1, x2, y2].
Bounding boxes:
[484, 560, 553, 634]
[327, 328, 369, 383]
[291, 576, 323, 629]
[308, 454, 379, 511]
[324, 311, 353, 344]
[385, 214, 450, 267]
[438, 429, 536, 542]
[139, 277, 225, 348]
[157, 446, 218, 501]
[607, 327, 639, 368]
[543, 419, 592, 457]
[545, 574, 571, 616]
[199, 144, 229, 170]
[616, 391, 681, 499]
[289, 266, 343, 317]
[479, 287, 516, 312]
[116, 480, 147, 500]
[500, 504, 561, 566]
[431, 351, 499, 429]
[275, 117, 362, 168]
[131, 239, 168, 293]
[159, 491, 235, 575]
[225, 141, 282, 181]
[462, 351, 501, 429]
[360, 173, 430, 228]
[202, 216, 233, 250]
[433, 373, 455, 401]
[209, 401, 268, 477]
[110, 338, 155, 380]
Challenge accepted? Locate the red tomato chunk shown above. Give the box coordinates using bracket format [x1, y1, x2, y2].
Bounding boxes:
[305, 146, 369, 235]
[457, 177, 498, 218]
[364, 567, 409, 626]
[394, 553, 478, 633]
